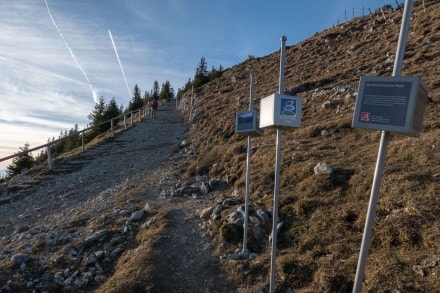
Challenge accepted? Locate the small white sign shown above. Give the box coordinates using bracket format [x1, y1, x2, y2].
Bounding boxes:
[260, 94, 302, 129]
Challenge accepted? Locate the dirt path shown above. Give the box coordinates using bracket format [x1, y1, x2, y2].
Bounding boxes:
[148, 200, 234, 293]
[0, 102, 235, 292]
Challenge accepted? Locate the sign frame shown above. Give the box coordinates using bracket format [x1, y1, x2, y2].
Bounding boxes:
[235, 110, 263, 136]
[259, 94, 302, 129]
[352, 76, 428, 136]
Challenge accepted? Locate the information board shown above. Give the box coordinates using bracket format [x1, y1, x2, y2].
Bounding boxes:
[235, 110, 263, 136]
[352, 76, 427, 136]
[260, 94, 302, 129]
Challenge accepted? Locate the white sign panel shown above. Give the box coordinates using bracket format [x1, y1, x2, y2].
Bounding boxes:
[260, 94, 302, 129]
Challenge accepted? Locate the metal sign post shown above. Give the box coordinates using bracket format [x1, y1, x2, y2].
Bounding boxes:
[241, 72, 255, 257]
[352, 0, 414, 292]
[269, 35, 287, 293]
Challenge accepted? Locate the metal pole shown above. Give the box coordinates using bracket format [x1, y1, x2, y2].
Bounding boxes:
[270, 35, 286, 293]
[352, 1, 413, 292]
[124, 115, 127, 131]
[392, 0, 413, 77]
[352, 131, 389, 293]
[242, 72, 255, 257]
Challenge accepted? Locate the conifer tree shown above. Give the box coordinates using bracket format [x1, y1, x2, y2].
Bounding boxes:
[144, 90, 151, 103]
[159, 80, 174, 101]
[6, 143, 34, 178]
[152, 81, 160, 100]
[194, 56, 208, 88]
[103, 97, 121, 123]
[128, 84, 144, 111]
[88, 96, 106, 126]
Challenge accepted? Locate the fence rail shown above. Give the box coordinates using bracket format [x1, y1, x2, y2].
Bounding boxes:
[0, 105, 150, 170]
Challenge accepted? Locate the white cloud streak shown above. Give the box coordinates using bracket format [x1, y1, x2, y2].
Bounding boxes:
[108, 30, 132, 99]
[44, 0, 98, 103]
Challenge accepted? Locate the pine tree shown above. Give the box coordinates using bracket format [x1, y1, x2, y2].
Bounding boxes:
[88, 96, 107, 133]
[194, 56, 208, 88]
[103, 97, 121, 123]
[208, 65, 224, 82]
[144, 90, 151, 103]
[88, 96, 106, 126]
[159, 80, 174, 101]
[64, 124, 81, 152]
[128, 84, 144, 112]
[6, 143, 34, 178]
[152, 81, 160, 100]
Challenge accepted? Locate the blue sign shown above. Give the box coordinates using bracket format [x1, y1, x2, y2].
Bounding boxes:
[280, 97, 297, 117]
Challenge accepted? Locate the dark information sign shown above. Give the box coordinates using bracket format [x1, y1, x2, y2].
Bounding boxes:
[352, 76, 428, 136]
[358, 80, 411, 126]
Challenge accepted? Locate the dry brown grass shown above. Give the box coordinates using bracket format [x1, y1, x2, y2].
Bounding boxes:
[96, 210, 167, 293]
[179, 3, 440, 291]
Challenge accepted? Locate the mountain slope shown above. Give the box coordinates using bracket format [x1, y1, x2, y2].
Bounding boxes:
[179, 2, 440, 292]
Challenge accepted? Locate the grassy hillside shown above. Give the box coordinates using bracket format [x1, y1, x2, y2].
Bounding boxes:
[179, 2, 440, 292]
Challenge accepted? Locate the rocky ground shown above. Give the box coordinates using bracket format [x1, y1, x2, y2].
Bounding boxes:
[0, 102, 240, 292]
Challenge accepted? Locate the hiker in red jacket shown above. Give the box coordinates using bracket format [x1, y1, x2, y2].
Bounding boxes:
[150, 98, 159, 118]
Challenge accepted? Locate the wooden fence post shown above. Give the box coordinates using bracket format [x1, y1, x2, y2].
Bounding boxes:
[46, 145, 53, 170]
[111, 119, 114, 137]
[82, 130, 85, 152]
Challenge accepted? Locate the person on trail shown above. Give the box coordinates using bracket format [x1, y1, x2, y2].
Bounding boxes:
[150, 98, 159, 118]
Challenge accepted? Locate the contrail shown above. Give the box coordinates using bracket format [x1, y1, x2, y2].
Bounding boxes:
[108, 30, 132, 99]
[44, 0, 98, 103]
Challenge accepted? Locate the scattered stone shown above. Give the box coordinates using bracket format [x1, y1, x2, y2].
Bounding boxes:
[130, 210, 145, 221]
[54, 271, 64, 284]
[256, 209, 270, 224]
[226, 211, 243, 226]
[231, 189, 240, 197]
[254, 226, 265, 246]
[322, 100, 339, 109]
[249, 216, 260, 224]
[110, 247, 123, 258]
[211, 204, 223, 220]
[200, 207, 214, 219]
[14, 225, 30, 234]
[95, 250, 105, 259]
[208, 178, 229, 191]
[200, 182, 209, 195]
[314, 162, 334, 175]
[249, 253, 258, 260]
[268, 222, 284, 243]
[141, 215, 157, 228]
[85, 254, 97, 265]
[227, 253, 241, 261]
[11, 253, 30, 266]
[118, 209, 130, 216]
[84, 229, 108, 245]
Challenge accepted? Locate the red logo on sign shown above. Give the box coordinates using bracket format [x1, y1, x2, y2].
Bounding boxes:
[360, 112, 370, 121]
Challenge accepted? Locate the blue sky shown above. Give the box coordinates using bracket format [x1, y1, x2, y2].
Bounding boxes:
[0, 0, 394, 172]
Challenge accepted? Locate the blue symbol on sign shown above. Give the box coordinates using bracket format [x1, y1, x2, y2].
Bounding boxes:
[280, 98, 296, 117]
